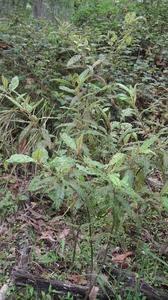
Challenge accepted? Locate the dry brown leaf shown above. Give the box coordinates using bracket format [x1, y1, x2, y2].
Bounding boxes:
[49, 215, 64, 225]
[76, 244, 81, 254]
[112, 251, 133, 263]
[35, 246, 42, 258]
[31, 202, 37, 209]
[0, 284, 8, 300]
[160, 241, 168, 256]
[89, 286, 99, 300]
[99, 273, 108, 284]
[67, 274, 87, 285]
[7, 247, 16, 260]
[0, 225, 5, 235]
[59, 228, 70, 240]
[39, 230, 56, 243]
[26, 78, 35, 85]
[28, 208, 45, 220]
[19, 136, 27, 153]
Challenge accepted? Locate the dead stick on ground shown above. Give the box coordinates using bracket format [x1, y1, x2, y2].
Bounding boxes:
[11, 270, 110, 299]
[11, 268, 168, 300]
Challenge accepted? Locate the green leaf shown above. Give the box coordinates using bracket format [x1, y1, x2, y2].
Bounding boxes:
[29, 176, 42, 192]
[61, 133, 77, 152]
[1, 75, 8, 90]
[32, 147, 49, 164]
[125, 12, 136, 25]
[122, 170, 134, 188]
[50, 156, 75, 173]
[161, 182, 168, 196]
[67, 55, 81, 67]
[108, 173, 121, 188]
[9, 76, 19, 91]
[29, 176, 55, 192]
[68, 180, 87, 201]
[49, 184, 65, 210]
[139, 136, 157, 154]
[5, 154, 35, 167]
[59, 86, 75, 94]
[41, 128, 51, 149]
[84, 157, 104, 169]
[19, 124, 32, 144]
[78, 68, 90, 84]
[76, 164, 100, 176]
[162, 196, 168, 213]
[5, 94, 23, 109]
[108, 153, 125, 171]
[117, 83, 131, 94]
[121, 108, 135, 118]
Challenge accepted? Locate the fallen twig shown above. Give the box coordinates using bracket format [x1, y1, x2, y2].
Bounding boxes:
[11, 268, 168, 300]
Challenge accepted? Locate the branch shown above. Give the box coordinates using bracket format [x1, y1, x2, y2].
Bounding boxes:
[11, 270, 111, 299]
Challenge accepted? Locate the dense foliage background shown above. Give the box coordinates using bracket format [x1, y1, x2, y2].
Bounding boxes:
[0, 1, 168, 299]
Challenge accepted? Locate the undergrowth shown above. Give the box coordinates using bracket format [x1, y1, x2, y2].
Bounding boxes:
[0, 1, 168, 299]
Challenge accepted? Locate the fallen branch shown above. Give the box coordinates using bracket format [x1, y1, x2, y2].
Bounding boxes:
[11, 268, 168, 300]
[104, 266, 168, 300]
[11, 270, 111, 299]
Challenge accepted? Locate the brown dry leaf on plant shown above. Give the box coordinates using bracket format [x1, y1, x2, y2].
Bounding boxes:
[59, 228, 70, 240]
[26, 78, 35, 85]
[89, 286, 99, 300]
[39, 230, 56, 244]
[0, 224, 5, 235]
[28, 207, 45, 220]
[35, 246, 42, 258]
[112, 251, 133, 263]
[0, 284, 8, 300]
[67, 274, 87, 285]
[19, 136, 27, 153]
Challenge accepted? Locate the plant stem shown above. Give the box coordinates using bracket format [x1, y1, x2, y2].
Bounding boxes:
[86, 206, 94, 286]
[72, 224, 81, 265]
[102, 220, 114, 265]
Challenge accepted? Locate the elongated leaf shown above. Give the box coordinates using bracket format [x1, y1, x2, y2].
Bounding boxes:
[162, 196, 168, 213]
[122, 170, 134, 188]
[117, 83, 131, 94]
[9, 76, 19, 91]
[29, 176, 56, 192]
[1, 75, 8, 90]
[125, 12, 136, 25]
[42, 128, 51, 149]
[49, 184, 65, 210]
[161, 182, 168, 196]
[76, 164, 100, 176]
[108, 153, 125, 170]
[5, 94, 23, 109]
[78, 69, 90, 84]
[32, 147, 49, 164]
[59, 86, 75, 94]
[108, 173, 121, 188]
[19, 124, 32, 144]
[76, 134, 83, 155]
[50, 156, 75, 173]
[139, 136, 157, 153]
[84, 157, 104, 169]
[5, 154, 35, 167]
[61, 133, 77, 152]
[67, 55, 81, 67]
[50, 78, 71, 86]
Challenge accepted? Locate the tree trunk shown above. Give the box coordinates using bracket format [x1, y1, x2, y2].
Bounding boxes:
[33, 0, 43, 18]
